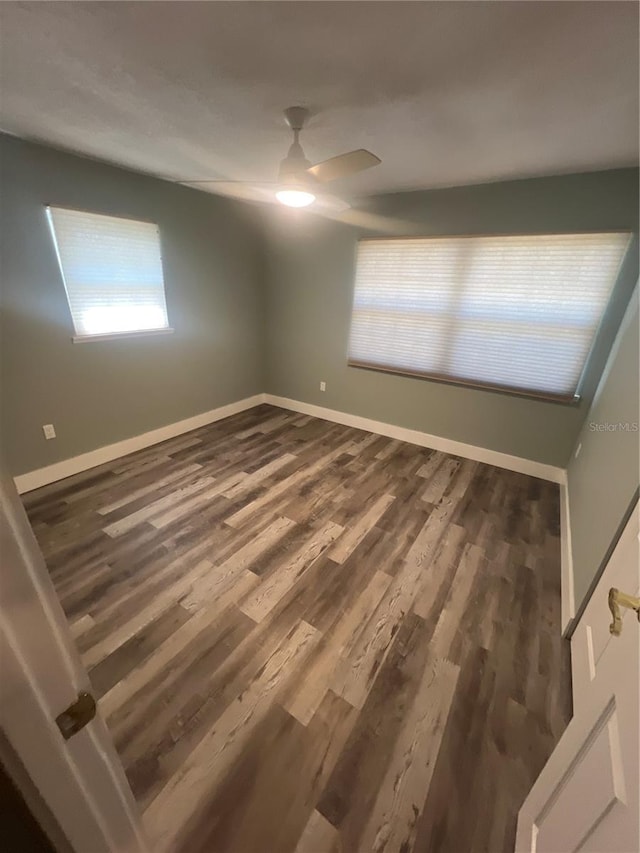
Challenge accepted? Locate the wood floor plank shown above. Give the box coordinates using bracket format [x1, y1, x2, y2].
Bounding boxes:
[143, 619, 321, 852]
[328, 493, 395, 564]
[329, 552, 428, 710]
[88, 603, 192, 698]
[317, 611, 438, 850]
[282, 569, 393, 726]
[175, 690, 356, 853]
[238, 521, 343, 622]
[104, 477, 217, 537]
[421, 456, 461, 504]
[25, 404, 572, 853]
[411, 645, 497, 853]
[222, 452, 297, 500]
[99, 603, 234, 720]
[225, 441, 354, 529]
[72, 531, 221, 634]
[411, 523, 468, 624]
[416, 451, 445, 480]
[358, 654, 459, 853]
[344, 432, 381, 457]
[113, 606, 258, 787]
[445, 458, 479, 505]
[181, 515, 297, 612]
[69, 613, 95, 639]
[295, 809, 340, 853]
[419, 543, 485, 651]
[149, 471, 248, 529]
[82, 558, 216, 668]
[123, 608, 316, 810]
[329, 504, 462, 711]
[96, 463, 204, 515]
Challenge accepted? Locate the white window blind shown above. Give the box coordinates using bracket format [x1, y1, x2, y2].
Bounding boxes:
[348, 233, 631, 400]
[46, 207, 170, 339]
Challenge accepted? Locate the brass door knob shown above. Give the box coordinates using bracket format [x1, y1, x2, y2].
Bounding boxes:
[608, 587, 640, 636]
[55, 691, 97, 740]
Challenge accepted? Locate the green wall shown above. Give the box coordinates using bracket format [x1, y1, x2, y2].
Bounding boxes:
[567, 286, 639, 610]
[2, 134, 637, 483]
[263, 170, 639, 466]
[0, 135, 266, 476]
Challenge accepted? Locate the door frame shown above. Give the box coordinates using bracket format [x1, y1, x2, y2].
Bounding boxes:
[515, 503, 639, 852]
[0, 466, 146, 852]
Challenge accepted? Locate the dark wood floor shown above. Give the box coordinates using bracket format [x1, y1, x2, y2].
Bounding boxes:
[24, 405, 572, 853]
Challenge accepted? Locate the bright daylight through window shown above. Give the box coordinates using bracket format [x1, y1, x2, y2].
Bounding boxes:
[348, 233, 631, 401]
[46, 207, 170, 340]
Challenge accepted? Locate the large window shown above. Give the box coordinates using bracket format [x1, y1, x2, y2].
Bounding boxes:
[348, 233, 631, 401]
[46, 207, 171, 341]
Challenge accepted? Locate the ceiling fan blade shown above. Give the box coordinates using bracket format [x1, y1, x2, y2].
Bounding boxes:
[307, 149, 381, 183]
[312, 193, 351, 213]
[179, 181, 279, 204]
[178, 180, 351, 216]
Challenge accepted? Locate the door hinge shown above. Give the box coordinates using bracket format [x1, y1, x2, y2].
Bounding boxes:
[55, 691, 97, 740]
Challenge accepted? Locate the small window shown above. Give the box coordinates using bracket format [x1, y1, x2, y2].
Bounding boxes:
[46, 207, 171, 341]
[348, 233, 631, 401]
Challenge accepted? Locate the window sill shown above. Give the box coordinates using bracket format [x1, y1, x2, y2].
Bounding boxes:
[348, 360, 582, 405]
[72, 328, 175, 344]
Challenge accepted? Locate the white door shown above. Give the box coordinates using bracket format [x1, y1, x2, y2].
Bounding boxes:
[0, 468, 147, 852]
[516, 503, 639, 853]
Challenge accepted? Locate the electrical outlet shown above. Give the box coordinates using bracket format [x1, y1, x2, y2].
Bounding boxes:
[574, 442, 582, 459]
[42, 424, 56, 440]
[319, 381, 326, 392]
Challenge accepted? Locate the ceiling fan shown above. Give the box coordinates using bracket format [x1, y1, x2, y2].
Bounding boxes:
[181, 106, 381, 212]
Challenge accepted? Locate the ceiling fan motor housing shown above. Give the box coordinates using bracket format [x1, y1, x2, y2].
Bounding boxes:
[279, 147, 314, 184]
[279, 107, 315, 185]
[283, 106, 309, 132]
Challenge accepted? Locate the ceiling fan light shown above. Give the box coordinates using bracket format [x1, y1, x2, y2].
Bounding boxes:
[275, 189, 316, 208]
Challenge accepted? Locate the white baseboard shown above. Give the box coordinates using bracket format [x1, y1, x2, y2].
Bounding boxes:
[559, 477, 576, 635]
[15, 391, 566, 495]
[264, 394, 566, 484]
[14, 394, 266, 494]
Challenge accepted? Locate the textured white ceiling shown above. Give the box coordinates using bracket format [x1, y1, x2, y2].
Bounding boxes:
[1, 1, 638, 198]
